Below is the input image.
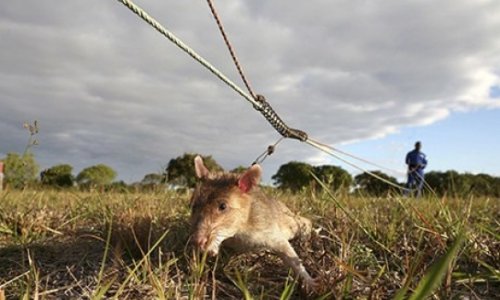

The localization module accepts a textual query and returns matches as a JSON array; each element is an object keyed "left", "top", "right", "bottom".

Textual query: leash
[{"left": 115, "top": 0, "right": 416, "bottom": 192}]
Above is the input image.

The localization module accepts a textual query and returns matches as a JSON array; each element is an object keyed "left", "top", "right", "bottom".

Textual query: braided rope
[
  {"left": 116, "top": 0, "right": 421, "bottom": 191},
  {"left": 204, "top": 0, "right": 308, "bottom": 142},
  {"left": 116, "top": 0, "right": 309, "bottom": 141},
  {"left": 254, "top": 95, "right": 308, "bottom": 141},
  {"left": 205, "top": 0, "right": 256, "bottom": 100}
]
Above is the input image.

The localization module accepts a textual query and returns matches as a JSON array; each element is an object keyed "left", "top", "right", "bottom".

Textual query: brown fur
[{"left": 190, "top": 156, "right": 317, "bottom": 288}]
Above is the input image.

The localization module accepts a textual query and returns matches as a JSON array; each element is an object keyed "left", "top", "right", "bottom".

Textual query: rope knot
[
  {"left": 267, "top": 145, "right": 275, "bottom": 155},
  {"left": 252, "top": 94, "right": 308, "bottom": 142},
  {"left": 253, "top": 94, "right": 266, "bottom": 111}
]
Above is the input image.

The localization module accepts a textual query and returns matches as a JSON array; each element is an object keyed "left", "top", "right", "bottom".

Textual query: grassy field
[{"left": 0, "top": 188, "right": 498, "bottom": 299}]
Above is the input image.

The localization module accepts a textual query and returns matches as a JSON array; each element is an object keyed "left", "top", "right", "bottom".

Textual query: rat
[{"left": 189, "top": 155, "right": 317, "bottom": 288}]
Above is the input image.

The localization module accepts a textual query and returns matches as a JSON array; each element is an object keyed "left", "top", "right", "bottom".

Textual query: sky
[{"left": 1, "top": 0, "right": 499, "bottom": 184}]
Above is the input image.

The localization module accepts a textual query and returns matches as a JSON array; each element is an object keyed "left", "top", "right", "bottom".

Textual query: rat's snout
[
  {"left": 191, "top": 231, "right": 220, "bottom": 256},
  {"left": 190, "top": 216, "right": 210, "bottom": 250},
  {"left": 193, "top": 234, "right": 208, "bottom": 250}
]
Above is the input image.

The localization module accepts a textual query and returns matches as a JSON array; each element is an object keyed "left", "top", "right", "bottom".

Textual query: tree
[
  {"left": 425, "top": 171, "right": 500, "bottom": 197},
  {"left": 425, "top": 170, "right": 467, "bottom": 197},
  {"left": 140, "top": 173, "right": 166, "bottom": 191},
  {"left": 141, "top": 173, "right": 165, "bottom": 185},
  {"left": 313, "top": 165, "right": 353, "bottom": 192},
  {"left": 166, "top": 153, "right": 222, "bottom": 187},
  {"left": 76, "top": 164, "right": 117, "bottom": 188},
  {"left": 40, "top": 164, "right": 75, "bottom": 188},
  {"left": 2, "top": 152, "right": 39, "bottom": 189},
  {"left": 468, "top": 173, "right": 494, "bottom": 197},
  {"left": 105, "top": 180, "right": 129, "bottom": 193},
  {"left": 492, "top": 177, "right": 500, "bottom": 198},
  {"left": 354, "top": 170, "right": 399, "bottom": 196},
  {"left": 272, "top": 162, "right": 353, "bottom": 193},
  {"left": 272, "top": 161, "right": 314, "bottom": 192},
  {"left": 423, "top": 171, "right": 445, "bottom": 196}
]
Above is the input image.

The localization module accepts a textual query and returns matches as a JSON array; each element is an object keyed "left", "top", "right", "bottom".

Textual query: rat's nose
[{"left": 194, "top": 235, "right": 208, "bottom": 250}]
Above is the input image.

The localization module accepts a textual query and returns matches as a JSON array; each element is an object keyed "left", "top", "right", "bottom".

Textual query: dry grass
[{"left": 0, "top": 188, "right": 498, "bottom": 299}]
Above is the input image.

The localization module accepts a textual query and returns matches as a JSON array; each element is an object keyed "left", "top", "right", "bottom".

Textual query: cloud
[{"left": 0, "top": 0, "right": 499, "bottom": 182}]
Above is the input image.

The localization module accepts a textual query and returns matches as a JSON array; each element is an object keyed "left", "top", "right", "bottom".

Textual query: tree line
[
  {"left": 1, "top": 152, "right": 499, "bottom": 197},
  {"left": 1, "top": 152, "right": 118, "bottom": 190}
]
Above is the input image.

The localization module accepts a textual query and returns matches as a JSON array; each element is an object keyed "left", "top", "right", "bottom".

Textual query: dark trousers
[{"left": 406, "top": 170, "right": 424, "bottom": 197}]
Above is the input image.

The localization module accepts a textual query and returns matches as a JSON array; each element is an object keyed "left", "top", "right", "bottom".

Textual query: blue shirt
[{"left": 406, "top": 150, "right": 427, "bottom": 171}]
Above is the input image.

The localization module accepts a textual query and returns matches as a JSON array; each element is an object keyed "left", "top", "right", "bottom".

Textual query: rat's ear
[
  {"left": 238, "top": 164, "right": 262, "bottom": 193},
  {"left": 194, "top": 155, "right": 210, "bottom": 179}
]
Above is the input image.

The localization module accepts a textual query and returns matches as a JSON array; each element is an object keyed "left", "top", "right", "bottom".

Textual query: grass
[{"left": 0, "top": 188, "right": 498, "bottom": 299}]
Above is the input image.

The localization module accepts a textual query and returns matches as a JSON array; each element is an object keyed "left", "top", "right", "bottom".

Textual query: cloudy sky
[{"left": 1, "top": 0, "right": 499, "bottom": 183}]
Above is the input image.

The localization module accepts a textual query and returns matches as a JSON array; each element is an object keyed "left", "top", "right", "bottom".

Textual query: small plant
[
  {"left": 1, "top": 121, "right": 40, "bottom": 190},
  {"left": 22, "top": 120, "right": 39, "bottom": 157}
]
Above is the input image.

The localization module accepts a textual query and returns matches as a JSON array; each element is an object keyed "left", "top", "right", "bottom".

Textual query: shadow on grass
[
  {"left": 0, "top": 216, "right": 191, "bottom": 299},
  {"left": 0, "top": 215, "right": 331, "bottom": 299}
]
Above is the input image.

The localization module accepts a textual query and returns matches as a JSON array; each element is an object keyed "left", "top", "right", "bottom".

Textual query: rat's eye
[{"left": 218, "top": 203, "right": 227, "bottom": 211}]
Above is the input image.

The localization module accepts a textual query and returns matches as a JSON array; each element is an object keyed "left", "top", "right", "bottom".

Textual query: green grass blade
[
  {"left": 91, "top": 278, "right": 115, "bottom": 300},
  {"left": 279, "top": 272, "right": 296, "bottom": 300},
  {"left": 406, "top": 232, "right": 465, "bottom": 300},
  {"left": 310, "top": 172, "right": 393, "bottom": 254},
  {"left": 479, "top": 224, "right": 500, "bottom": 240},
  {"left": 112, "top": 229, "right": 170, "bottom": 299},
  {"left": 96, "top": 218, "right": 113, "bottom": 288},
  {"left": 228, "top": 269, "right": 253, "bottom": 300}
]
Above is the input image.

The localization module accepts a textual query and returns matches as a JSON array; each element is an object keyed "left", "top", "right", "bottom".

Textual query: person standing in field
[{"left": 405, "top": 141, "right": 427, "bottom": 197}]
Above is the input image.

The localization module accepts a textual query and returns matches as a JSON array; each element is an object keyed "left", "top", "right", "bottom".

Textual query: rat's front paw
[{"left": 302, "top": 276, "right": 321, "bottom": 293}]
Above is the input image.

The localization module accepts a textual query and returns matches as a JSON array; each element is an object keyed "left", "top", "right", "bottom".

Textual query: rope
[
  {"left": 115, "top": 0, "right": 420, "bottom": 192},
  {"left": 309, "top": 138, "right": 408, "bottom": 176},
  {"left": 116, "top": 0, "right": 261, "bottom": 110},
  {"left": 116, "top": 0, "right": 307, "bottom": 142},
  {"left": 306, "top": 138, "right": 411, "bottom": 192},
  {"left": 254, "top": 95, "right": 309, "bottom": 141},
  {"left": 252, "top": 137, "right": 284, "bottom": 165},
  {"left": 204, "top": 0, "right": 308, "bottom": 142},
  {"left": 205, "top": 0, "right": 256, "bottom": 100},
  {"left": 312, "top": 139, "right": 436, "bottom": 195}
]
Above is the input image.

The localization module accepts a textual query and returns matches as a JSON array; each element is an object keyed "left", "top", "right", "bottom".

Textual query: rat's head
[{"left": 189, "top": 156, "right": 261, "bottom": 256}]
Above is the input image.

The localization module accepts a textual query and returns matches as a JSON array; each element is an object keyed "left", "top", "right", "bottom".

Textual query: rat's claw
[{"left": 303, "top": 277, "right": 321, "bottom": 293}]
